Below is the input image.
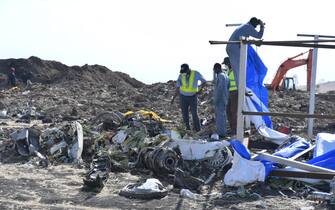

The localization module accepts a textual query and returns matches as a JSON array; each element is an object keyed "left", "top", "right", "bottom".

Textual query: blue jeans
[{"left": 215, "top": 103, "right": 227, "bottom": 136}]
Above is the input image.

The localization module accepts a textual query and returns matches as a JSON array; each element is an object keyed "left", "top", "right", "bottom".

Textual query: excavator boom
[{"left": 270, "top": 49, "right": 313, "bottom": 91}]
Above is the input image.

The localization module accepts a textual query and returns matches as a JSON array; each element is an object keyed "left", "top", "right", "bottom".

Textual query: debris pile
[{"left": 0, "top": 56, "right": 335, "bottom": 209}]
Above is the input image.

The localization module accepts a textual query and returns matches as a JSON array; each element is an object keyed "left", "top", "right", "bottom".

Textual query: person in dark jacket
[
  {"left": 226, "top": 17, "right": 265, "bottom": 86},
  {"left": 213, "top": 63, "right": 229, "bottom": 137},
  {"left": 8, "top": 66, "right": 17, "bottom": 87}
]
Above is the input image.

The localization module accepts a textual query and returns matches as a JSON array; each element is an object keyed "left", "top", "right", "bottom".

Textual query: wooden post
[{"left": 236, "top": 39, "right": 248, "bottom": 144}]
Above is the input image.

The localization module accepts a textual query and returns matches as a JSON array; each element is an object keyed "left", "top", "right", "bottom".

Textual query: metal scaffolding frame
[{"left": 210, "top": 37, "right": 335, "bottom": 145}]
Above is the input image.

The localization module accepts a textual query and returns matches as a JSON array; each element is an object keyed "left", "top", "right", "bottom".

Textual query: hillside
[
  {"left": 0, "top": 56, "right": 144, "bottom": 88},
  {"left": 317, "top": 81, "right": 335, "bottom": 93}
]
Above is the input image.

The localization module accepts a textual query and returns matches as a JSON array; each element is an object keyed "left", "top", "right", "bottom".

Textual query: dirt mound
[
  {"left": 0, "top": 56, "right": 144, "bottom": 88},
  {"left": 317, "top": 81, "right": 335, "bottom": 93}
]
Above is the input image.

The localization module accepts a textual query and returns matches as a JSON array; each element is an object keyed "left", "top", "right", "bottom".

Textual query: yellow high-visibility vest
[
  {"left": 229, "top": 70, "right": 237, "bottom": 91},
  {"left": 180, "top": 70, "right": 198, "bottom": 93}
]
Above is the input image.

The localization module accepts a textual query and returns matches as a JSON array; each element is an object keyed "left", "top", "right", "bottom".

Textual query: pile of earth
[
  {"left": 0, "top": 56, "right": 144, "bottom": 88},
  {"left": 269, "top": 90, "right": 335, "bottom": 135}
]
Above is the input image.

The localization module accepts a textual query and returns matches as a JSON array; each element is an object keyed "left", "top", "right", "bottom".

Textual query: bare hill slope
[{"left": 0, "top": 56, "right": 144, "bottom": 88}]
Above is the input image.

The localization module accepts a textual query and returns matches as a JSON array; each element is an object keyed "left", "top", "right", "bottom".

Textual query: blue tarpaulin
[
  {"left": 273, "top": 136, "right": 311, "bottom": 158},
  {"left": 261, "top": 136, "right": 311, "bottom": 176},
  {"left": 231, "top": 137, "right": 311, "bottom": 177},
  {"left": 231, "top": 135, "right": 335, "bottom": 181},
  {"left": 246, "top": 45, "right": 272, "bottom": 128},
  {"left": 307, "top": 149, "right": 335, "bottom": 170}
]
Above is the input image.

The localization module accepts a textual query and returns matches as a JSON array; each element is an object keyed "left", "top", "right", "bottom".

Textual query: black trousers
[
  {"left": 227, "top": 90, "right": 238, "bottom": 134},
  {"left": 180, "top": 94, "right": 200, "bottom": 131}
]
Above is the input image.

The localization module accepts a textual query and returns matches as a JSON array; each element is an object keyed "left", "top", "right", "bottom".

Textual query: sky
[{"left": 1, "top": 0, "right": 335, "bottom": 85}]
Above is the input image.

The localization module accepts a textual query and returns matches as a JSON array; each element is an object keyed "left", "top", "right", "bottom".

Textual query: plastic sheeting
[
  {"left": 225, "top": 137, "right": 311, "bottom": 185},
  {"left": 273, "top": 136, "right": 311, "bottom": 158},
  {"left": 245, "top": 96, "right": 273, "bottom": 130},
  {"left": 281, "top": 148, "right": 335, "bottom": 184},
  {"left": 137, "top": 179, "right": 165, "bottom": 192},
  {"left": 224, "top": 140, "right": 266, "bottom": 186},
  {"left": 259, "top": 136, "right": 311, "bottom": 176},
  {"left": 313, "top": 133, "right": 335, "bottom": 158},
  {"left": 245, "top": 96, "right": 263, "bottom": 129},
  {"left": 261, "top": 134, "right": 335, "bottom": 184},
  {"left": 246, "top": 46, "right": 272, "bottom": 128},
  {"left": 307, "top": 149, "right": 335, "bottom": 170},
  {"left": 119, "top": 178, "right": 168, "bottom": 199},
  {"left": 257, "top": 125, "right": 289, "bottom": 145},
  {"left": 227, "top": 134, "right": 335, "bottom": 185}
]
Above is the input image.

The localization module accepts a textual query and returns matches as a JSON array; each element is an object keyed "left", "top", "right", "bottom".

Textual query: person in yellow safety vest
[
  {"left": 171, "top": 63, "right": 206, "bottom": 131},
  {"left": 223, "top": 57, "right": 238, "bottom": 135}
]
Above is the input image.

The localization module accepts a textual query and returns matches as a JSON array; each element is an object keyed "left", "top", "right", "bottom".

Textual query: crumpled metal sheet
[
  {"left": 83, "top": 151, "right": 111, "bottom": 192},
  {"left": 112, "top": 130, "right": 128, "bottom": 144},
  {"left": 0, "top": 109, "right": 7, "bottom": 118},
  {"left": 41, "top": 128, "right": 66, "bottom": 147},
  {"left": 163, "top": 139, "right": 230, "bottom": 160},
  {"left": 68, "top": 121, "right": 83, "bottom": 162},
  {"left": 40, "top": 121, "right": 83, "bottom": 162},
  {"left": 10, "top": 128, "right": 41, "bottom": 156}
]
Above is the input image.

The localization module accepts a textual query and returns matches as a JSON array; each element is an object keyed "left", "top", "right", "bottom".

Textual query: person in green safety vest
[
  {"left": 171, "top": 63, "right": 206, "bottom": 131},
  {"left": 223, "top": 57, "right": 238, "bottom": 135}
]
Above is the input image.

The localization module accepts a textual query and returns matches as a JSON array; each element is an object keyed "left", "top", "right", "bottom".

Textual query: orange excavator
[{"left": 270, "top": 49, "right": 313, "bottom": 91}]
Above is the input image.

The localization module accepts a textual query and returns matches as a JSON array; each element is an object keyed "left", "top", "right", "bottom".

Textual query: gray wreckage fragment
[
  {"left": 10, "top": 128, "right": 48, "bottom": 167},
  {"left": 41, "top": 121, "right": 83, "bottom": 163}
]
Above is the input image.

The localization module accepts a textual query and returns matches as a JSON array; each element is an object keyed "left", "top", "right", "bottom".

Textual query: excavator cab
[{"left": 282, "top": 77, "right": 296, "bottom": 91}]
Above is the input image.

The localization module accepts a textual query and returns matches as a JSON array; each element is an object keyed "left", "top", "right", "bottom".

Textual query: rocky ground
[{"left": 0, "top": 57, "right": 335, "bottom": 209}]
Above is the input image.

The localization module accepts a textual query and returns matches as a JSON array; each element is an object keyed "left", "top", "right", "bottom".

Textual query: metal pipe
[
  {"left": 250, "top": 42, "right": 335, "bottom": 49},
  {"left": 298, "top": 34, "right": 335, "bottom": 38},
  {"left": 225, "top": 23, "right": 242, "bottom": 27},
  {"left": 209, "top": 40, "right": 335, "bottom": 49},
  {"left": 242, "top": 111, "right": 335, "bottom": 119},
  {"left": 270, "top": 169, "right": 335, "bottom": 179},
  {"left": 210, "top": 39, "right": 335, "bottom": 44},
  {"left": 263, "top": 39, "right": 335, "bottom": 43},
  {"left": 236, "top": 39, "right": 248, "bottom": 143},
  {"left": 209, "top": 40, "right": 239, "bottom": 45}
]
